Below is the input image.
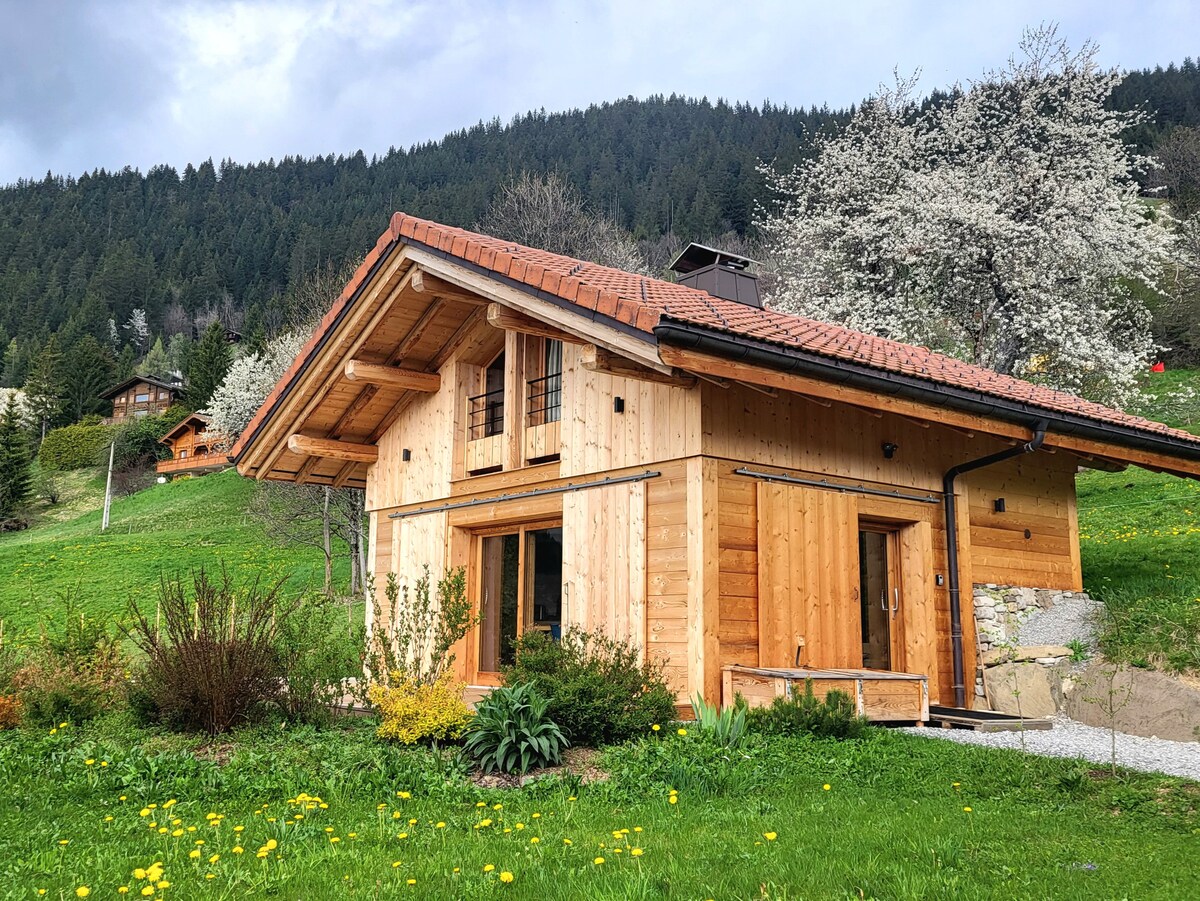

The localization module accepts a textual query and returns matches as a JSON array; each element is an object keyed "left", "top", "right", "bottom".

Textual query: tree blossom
[{"left": 758, "top": 27, "right": 1170, "bottom": 406}]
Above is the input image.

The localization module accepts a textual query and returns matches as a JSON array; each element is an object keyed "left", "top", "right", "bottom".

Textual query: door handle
[
  {"left": 891, "top": 587, "right": 899, "bottom": 615},
  {"left": 880, "top": 590, "right": 887, "bottom": 611}
]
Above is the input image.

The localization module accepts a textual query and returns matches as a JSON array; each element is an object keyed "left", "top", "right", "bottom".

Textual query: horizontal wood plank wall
[
  {"left": 966, "top": 455, "right": 1083, "bottom": 591},
  {"left": 559, "top": 343, "right": 701, "bottom": 478},
  {"left": 717, "top": 469, "right": 759, "bottom": 670},
  {"left": 561, "top": 479, "right": 647, "bottom": 649},
  {"left": 644, "top": 461, "right": 690, "bottom": 696}
]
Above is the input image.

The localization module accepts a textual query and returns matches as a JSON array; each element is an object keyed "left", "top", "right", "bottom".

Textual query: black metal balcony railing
[
  {"left": 467, "top": 388, "right": 505, "bottom": 440},
  {"left": 526, "top": 373, "right": 562, "bottom": 427}
]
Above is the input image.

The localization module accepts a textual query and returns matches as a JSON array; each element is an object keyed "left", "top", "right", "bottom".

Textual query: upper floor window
[
  {"left": 527, "top": 339, "right": 562, "bottom": 427},
  {"left": 135, "top": 392, "right": 150, "bottom": 403}
]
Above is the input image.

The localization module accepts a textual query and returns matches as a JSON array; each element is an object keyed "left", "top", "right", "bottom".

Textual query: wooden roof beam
[
  {"left": 487, "top": 303, "right": 584, "bottom": 344},
  {"left": 287, "top": 434, "right": 379, "bottom": 464},
  {"left": 411, "top": 268, "right": 489, "bottom": 304},
  {"left": 580, "top": 344, "right": 696, "bottom": 388},
  {"left": 344, "top": 359, "right": 441, "bottom": 392}
]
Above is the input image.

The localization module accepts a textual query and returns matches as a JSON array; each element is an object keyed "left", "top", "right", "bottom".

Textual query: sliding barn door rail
[
  {"left": 388, "top": 470, "right": 661, "bottom": 520},
  {"left": 732, "top": 467, "right": 940, "bottom": 505}
]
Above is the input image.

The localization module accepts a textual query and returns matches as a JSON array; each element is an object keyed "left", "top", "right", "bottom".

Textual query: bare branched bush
[{"left": 125, "top": 567, "right": 293, "bottom": 734}]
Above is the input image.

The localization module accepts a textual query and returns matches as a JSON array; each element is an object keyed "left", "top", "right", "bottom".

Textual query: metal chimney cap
[{"left": 668, "top": 242, "right": 756, "bottom": 275}]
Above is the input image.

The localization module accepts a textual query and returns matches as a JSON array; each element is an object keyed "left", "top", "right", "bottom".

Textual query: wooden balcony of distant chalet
[
  {"left": 105, "top": 400, "right": 175, "bottom": 424},
  {"left": 156, "top": 452, "right": 229, "bottom": 475}
]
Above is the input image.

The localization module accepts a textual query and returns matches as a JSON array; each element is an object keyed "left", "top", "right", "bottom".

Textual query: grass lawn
[
  {"left": 0, "top": 471, "right": 346, "bottom": 638},
  {"left": 0, "top": 717, "right": 1196, "bottom": 900}
]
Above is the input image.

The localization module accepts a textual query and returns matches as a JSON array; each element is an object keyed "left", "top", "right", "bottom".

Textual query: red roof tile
[{"left": 232, "top": 212, "right": 1200, "bottom": 466}]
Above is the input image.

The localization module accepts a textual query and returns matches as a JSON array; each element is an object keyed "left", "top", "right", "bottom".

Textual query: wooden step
[{"left": 927, "top": 705, "right": 1053, "bottom": 732}]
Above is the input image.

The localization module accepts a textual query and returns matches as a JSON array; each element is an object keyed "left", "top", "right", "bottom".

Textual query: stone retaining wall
[{"left": 970, "top": 583, "right": 1094, "bottom": 712}]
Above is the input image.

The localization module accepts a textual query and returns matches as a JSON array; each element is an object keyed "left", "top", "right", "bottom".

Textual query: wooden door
[{"left": 757, "top": 482, "right": 862, "bottom": 669}]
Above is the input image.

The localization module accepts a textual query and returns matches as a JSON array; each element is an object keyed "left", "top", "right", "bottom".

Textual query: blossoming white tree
[
  {"left": 204, "top": 331, "right": 305, "bottom": 450},
  {"left": 758, "top": 27, "right": 1170, "bottom": 406}
]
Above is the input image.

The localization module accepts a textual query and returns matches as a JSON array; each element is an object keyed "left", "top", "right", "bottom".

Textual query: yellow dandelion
[
  {"left": 118, "top": 888, "right": 129, "bottom": 895},
  {"left": 397, "top": 791, "right": 411, "bottom": 799},
  {"left": 232, "top": 846, "right": 244, "bottom": 854},
  {"left": 631, "top": 848, "right": 644, "bottom": 857},
  {"left": 483, "top": 864, "right": 495, "bottom": 872},
  {"left": 963, "top": 806, "right": 973, "bottom": 813},
  {"left": 436, "top": 821, "right": 446, "bottom": 829},
  {"left": 677, "top": 728, "right": 687, "bottom": 736},
  {"left": 406, "top": 879, "right": 416, "bottom": 886},
  {"left": 84, "top": 759, "right": 95, "bottom": 766},
  {"left": 563, "top": 838, "right": 572, "bottom": 845},
  {"left": 823, "top": 784, "right": 831, "bottom": 791},
  {"left": 531, "top": 812, "right": 541, "bottom": 819},
  {"left": 500, "top": 871, "right": 514, "bottom": 883},
  {"left": 594, "top": 856, "right": 605, "bottom": 865},
  {"left": 75, "top": 888, "right": 90, "bottom": 898},
  {"left": 141, "top": 888, "right": 154, "bottom": 898},
  {"left": 669, "top": 796, "right": 678, "bottom": 805},
  {"left": 530, "top": 837, "right": 540, "bottom": 844},
  {"left": 651, "top": 724, "right": 661, "bottom": 731},
  {"left": 209, "top": 854, "right": 220, "bottom": 864},
  {"left": 189, "top": 850, "right": 201, "bottom": 859},
  {"left": 764, "top": 832, "right": 777, "bottom": 841},
  {"left": 132, "top": 869, "right": 146, "bottom": 880}
]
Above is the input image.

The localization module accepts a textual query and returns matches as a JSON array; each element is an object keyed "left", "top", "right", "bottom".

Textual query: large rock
[
  {"left": 982, "top": 663, "right": 1058, "bottom": 717},
  {"left": 1064, "top": 664, "right": 1200, "bottom": 743},
  {"left": 980, "top": 645, "right": 1073, "bottom": 666}
]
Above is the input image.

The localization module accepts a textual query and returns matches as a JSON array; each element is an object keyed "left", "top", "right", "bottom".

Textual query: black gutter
[
  {"left": 652, "top": 321, "right": 1200, "bottom": 464},
  {"left": 943, "top": 422, "right": 1046, "bottom": 708}
]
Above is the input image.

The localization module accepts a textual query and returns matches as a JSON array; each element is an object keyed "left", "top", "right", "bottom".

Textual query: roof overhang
[{"left": 654, "top": 320, "right": 1200, "bottom": 479}]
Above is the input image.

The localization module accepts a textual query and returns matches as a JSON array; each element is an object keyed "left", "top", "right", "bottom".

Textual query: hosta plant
[{"left": 464, "top": 682, "right": 568, "bottom": 775}]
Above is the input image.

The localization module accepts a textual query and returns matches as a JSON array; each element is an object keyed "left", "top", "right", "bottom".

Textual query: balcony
[
  {"left": 465, "top": 388, "right": 505, "bottom": 474},
  {"left": 524, "top": 373, "right": 561, "bottom": 463},
  {"left": 156, "top": 452, "right": 229, "bottom": 475}
]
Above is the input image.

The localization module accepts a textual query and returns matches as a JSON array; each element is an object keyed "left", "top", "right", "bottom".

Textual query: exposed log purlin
[
  {"left": 386, "top": 298, "right": 445, "bottom": 365},
  {"left": 328, "top": 384, "right": 380, "bottom": 440}
]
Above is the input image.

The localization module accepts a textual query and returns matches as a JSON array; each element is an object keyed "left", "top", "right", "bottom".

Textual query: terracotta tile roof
[{"left": 232, "top": 212, "right": 1200, "bottom": 464}]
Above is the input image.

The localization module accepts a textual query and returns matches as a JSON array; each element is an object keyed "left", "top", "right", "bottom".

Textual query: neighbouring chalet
[
  {"left": 232, "top": 213, "right": 1200, "bottom": 719},
  {"left": 157, "top": 412, "right": 227, "bottom": 477},
  {"left": 101, "top": 376, "right": 183, "bottom": 423}
]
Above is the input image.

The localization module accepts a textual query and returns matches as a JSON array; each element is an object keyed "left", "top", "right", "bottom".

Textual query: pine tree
[
  {"left": 137, "top": 336, "right": 169, "bottom": 378},
  {"left": 24, "top": 336, "right": 65, "bottom": 439},
  {"left": 187, "top": 320, "right": 232, "bottom": 409},
  {"left": 62, "top": 335, "right": 115, "bottom": 422},
  {"left": 114, "top": 345, "right": 137, "bottom": 382},
  {"left": 0, "top": 396, "right": 33, "bottom": 528}
]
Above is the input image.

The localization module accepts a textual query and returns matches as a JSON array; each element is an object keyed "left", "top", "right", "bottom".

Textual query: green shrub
[
  {"left": 744, "top": 680, "right": 871, "bottom": 740},
  {"left": 690, "top": 693, "right": 748, "bottom": 747},
  {"left": 368, "top": 671, "right": 474, "bottom": 745},
  {"left": 464, "top": 682, "right": 567, "bottom": 774},
  {"left": 10, "top": 593, "right": 128, "bottom": 726},
  {"left": 275, "top": 593, "right": 364, "bottom": 724},
  {"left": 37, "top": 422, "right": 112, "bottom": 470},
  {"left": 124, "top": 567, "right": 291, "bottom": 734},
  {"left": 602, "top": 729, "right": 770, "bottom": 798},
  {"left": 502, "top": 628, "right": 676, "bottom": 747}
]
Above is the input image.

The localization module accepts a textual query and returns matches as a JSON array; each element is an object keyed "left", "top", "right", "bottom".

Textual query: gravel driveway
[{"left": 902, "top": 716, "right": 1200, "bottom": 781}]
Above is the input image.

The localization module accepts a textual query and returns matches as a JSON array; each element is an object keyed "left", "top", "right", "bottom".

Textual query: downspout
[{"left": 943, "top": 420, "right": 1047, "bottom": 708}]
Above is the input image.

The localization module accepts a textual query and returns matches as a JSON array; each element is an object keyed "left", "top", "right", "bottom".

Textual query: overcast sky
[{"left": 0, "top": 0, "right": 1197, "bottom": 185}]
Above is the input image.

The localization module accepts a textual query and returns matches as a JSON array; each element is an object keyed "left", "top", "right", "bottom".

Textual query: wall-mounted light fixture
[
  {"left": 613, "top": 397, "right": 625, "bottom": 414},
  {"left": 993, "top": 497, "right": 1006, "bottom": 513},
  {"left": 882, "top": 442, "right": 898, "bottom": 459},
  {"left": 402, "top": 449, "right": 412, "bottom": 462}
]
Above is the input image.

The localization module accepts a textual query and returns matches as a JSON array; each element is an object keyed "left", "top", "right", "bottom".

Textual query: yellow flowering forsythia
[{"left": 368, "top": 672, "right": 474, "bottom": 744}]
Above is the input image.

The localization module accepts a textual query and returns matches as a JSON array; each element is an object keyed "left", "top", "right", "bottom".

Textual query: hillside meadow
[{"left": 0, "top": 469, "right": 344, "bottom": 637}]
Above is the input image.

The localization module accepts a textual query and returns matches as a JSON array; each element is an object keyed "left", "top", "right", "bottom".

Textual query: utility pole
[{"left": 101, "top": 441, "right": 114, "bottom": 531}]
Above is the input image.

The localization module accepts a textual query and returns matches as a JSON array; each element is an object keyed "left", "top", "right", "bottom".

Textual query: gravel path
[
  {"left": 1014, "top": 594, "right": 1104, "bottom": 647},
  {"left": 902, "top": 716, "right": 1200, "bottom": 781}
]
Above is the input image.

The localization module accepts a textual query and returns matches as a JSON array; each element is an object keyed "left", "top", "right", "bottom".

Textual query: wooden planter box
[{"left": 722, "top": 664, "right": 929, "bottom": 723}]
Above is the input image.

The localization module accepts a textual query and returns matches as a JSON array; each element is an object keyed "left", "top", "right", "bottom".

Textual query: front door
[{"left": 858, "top": 529, "right": 902, "bottom": 671}]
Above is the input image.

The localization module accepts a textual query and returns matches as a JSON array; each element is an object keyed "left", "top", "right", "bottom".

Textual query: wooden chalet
[
  {"left": 157, "top": 412, "right": 227, "bottom": 476},
  {"left": 232, "top": 213, "right": 1200, "bottom": 717},
  {"left": 101, "top": 375, "right": 182, "bottom": 423}
]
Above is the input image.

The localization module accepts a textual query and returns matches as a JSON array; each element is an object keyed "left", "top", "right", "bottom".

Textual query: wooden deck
[{"left": 722, "top": 664, "right": 930, "bottom": 723}]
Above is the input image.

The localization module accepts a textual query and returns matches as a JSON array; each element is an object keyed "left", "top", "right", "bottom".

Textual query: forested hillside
[{"left": 1, "top": 58, "right": 1199, "bottom": 392}]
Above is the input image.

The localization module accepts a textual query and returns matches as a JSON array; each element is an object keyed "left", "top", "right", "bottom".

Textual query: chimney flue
[{"left": 668, "top": 243, "right": 761, "bottom": 308}]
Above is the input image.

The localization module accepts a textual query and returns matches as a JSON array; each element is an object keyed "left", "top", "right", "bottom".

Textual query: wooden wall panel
[
  {"left": 558, "top": 343, "right": 701, "bottom": 478},
  {"left": 644, "top": 462, "right": 690, "bottom": 696},
  {"left": 561, "top": 479, "right": 647, "bottom": 645},
  {"left": 966, "top": 455, "right": 1082, "bottom": 590}
]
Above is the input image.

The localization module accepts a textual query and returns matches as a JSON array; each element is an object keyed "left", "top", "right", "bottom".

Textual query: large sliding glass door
[{"left": 477, "top": 525, "right": 563, "bottom": 676}]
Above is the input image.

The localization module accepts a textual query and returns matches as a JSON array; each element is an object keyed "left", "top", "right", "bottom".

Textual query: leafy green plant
[
  {"left": 274, "top": 592, "right": 364, "bottom": 724},
  {"left": 463, "top": 682, "right": 568, "bottom": 775},
  {"left": 1066, "top": 638, "right": 1090, "bottom": 664},
  {"left": 502, "top": 628, "right": 676, "bottom": 746},
  {"left": 690, "top": 693, "right": 748, "bottom": 747},
  {"left": 367, "top": 566, "right": 477, "bottom": 687},
  {"left": 744, "top": 680, "right": 871, "bottom": 740},
  {"left": 37, "top": 422, "right": 113, "bottom": 471}
]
